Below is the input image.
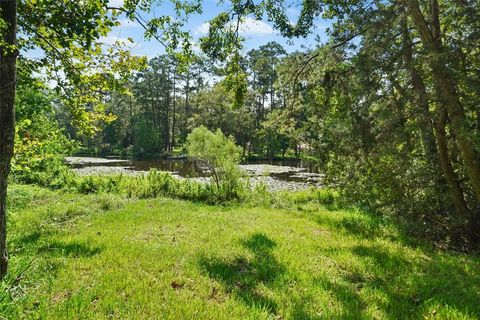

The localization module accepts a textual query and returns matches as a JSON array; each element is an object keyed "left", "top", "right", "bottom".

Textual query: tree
[
  {"left": 247, "top": 41, "right": 286, "bottom": 112},
  {"left": 186, "top": 126, "right": 242, "bottom": 198},
  {"left": 188, "top": 83, "right": 255, "bottom": 153},
  {"left": 0, "top": 0, "right": 17, "bottom": 278},
  {"left": 0, "top": 0, "right": 200, "bottom": 279},
  {"left": 12, "top": 63, "right": 75, "bottom": 185},
  {"left": 1, "top": 0, "right": 127, "bottom": 277},
  {"left": 133, "top": 56, "right": 175, "bottom": 153}
]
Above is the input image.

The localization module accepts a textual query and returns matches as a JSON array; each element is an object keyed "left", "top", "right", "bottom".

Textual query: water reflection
[{"left": 70, "top": 157, "right": 321, "bottom": 184}]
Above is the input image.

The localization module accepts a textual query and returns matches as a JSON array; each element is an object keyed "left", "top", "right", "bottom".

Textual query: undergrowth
[{"left": 13, "top": 165, "right": 341, "bottom": 207}]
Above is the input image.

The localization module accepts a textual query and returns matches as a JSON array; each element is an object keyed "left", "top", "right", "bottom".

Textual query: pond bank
[{"left": 65, "top": 157, "right": 324, "bottom": 192}]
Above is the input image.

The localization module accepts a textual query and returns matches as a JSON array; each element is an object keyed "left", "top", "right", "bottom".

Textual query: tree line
[{"left": 79, "top": 42, "right": 299, "bottom": 159}]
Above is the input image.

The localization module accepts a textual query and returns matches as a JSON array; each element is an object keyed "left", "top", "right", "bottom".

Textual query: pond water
[{"left": 66, "top": 156, "right": 324, "bottom": 191}]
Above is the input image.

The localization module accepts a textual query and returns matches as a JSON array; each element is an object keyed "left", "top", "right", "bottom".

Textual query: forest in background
[{"left": 76, "top": 42, "right": 292, "bottom": 159}]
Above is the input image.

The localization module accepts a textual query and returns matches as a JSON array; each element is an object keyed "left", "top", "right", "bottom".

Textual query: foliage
[
  {"left": 189, "top": 84, "right": 255, "bottom": 152},
  {"left": 192, "top": 0, "right": 480, "bottom": 249},
  {"left": 84, "top": 45, "right": 291, "bottom": 160},
  {"left": 5, "top": 0, "right": 480, "bottom": 259},
  {"left": 186, "top": 126, "right": 244, "bottom": 200},
  {"left": 11, "top": 117, "right": 74, "bottom": 187},
  {"left": 22, "top": 168, "right": 248, "bottom": 205},
  {"left": 15, "top": 2, "right": 148, "bottom": 136},
  {"left": 11, "top": 66, "right": 75, "bottom": 187},
  {"left": 281, "top": 36, "right": 480, "bottom": 249},
  {"left": 133, "top": 115, "right": 163, "bottom": 154},
  {"left": 259, "top": 110, "right": 295, "bottom": 158}
]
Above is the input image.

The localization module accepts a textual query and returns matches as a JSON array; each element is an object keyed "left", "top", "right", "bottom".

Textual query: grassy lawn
[{"left": 1, "top": 184, "right": 479, "bottom": 319}]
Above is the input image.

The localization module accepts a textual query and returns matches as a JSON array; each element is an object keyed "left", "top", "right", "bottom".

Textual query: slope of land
[{"left": 2, "top": 185, "right": 479, "bottom": 319}]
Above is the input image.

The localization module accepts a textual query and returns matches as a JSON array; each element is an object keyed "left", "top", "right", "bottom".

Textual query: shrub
[
  {"left": 12, "top": 116, "right": 75, "bottom": 187},
  {"left": 186, "top": 126, "right": 245, "bottom": 200}
]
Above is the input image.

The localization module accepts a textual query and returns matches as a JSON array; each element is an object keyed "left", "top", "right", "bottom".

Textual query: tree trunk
[
  {"left": 148, "top": 75, "right": 160, "bottom": 151},
  {"left": 270, "top": 84, "right": 274, "bottom": 110},
  {"left": 435, "top": 107, "right": 471, "bottom": 217},
  {"left": 262, "top": 94, "right": 265, "bottom": 121},
  {"left": 171, "top": 68, "right": 176, "bottom": 152},
  {"left": 184, "top": 70, "right": 190, "bottom": 140},
  {"left": 0, "top": 0, "right": 18, "bottom": 279},
  {"left": 407, "top": 0, "right": 480, "bottom": 203},
  {"left": 476, "top": 109, "right": 480, "bottom": 134},
  {"left": 185, "top": 71, "right": 190, "bottom": 117},
  {"left": 430, "top": 59, "right": 480, "bottom": 201},
  {"left": 164, "top": 73, "right": 170, "bottom": 152},
  {"left": 401, "top": 14, "right": 439, "bottom": 168},
  {"left": 128, "top": 94, "right": 133, "bottom": 146}
]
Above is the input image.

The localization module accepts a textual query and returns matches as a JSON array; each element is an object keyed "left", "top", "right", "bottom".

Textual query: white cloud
[
  {"left": 239, "top": 17, "right": 273, "bottom": 35},
  {"left": 194, "top": 22, "right": 210, "bottom": 35},
  {"left": 194, "top": 17, "right": 273, "bottom": 36},
  {"left": 99, "top": 35, "right": 134, "bottom": 47},
  {"left": 108, "top": 0, "right": 124, "bottom": 7}
]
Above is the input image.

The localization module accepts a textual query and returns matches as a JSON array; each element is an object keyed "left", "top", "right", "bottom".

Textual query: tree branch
[{"left": 107, "top": 6, "right": 168, "bottom": 48}]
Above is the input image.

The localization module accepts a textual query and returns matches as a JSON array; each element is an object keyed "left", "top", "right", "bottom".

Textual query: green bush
[
  {"left": 186, "top": 126, "right": 246, "bottom": 201},
  {"left": 12, "top": 69, "right": 76, "bottom": 187},
  {"left": 12, "top": 116, "right": 75, "bottom": 188}
]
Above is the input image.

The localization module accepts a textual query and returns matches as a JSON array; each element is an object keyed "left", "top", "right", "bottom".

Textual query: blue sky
[{"left": 104, "top": 0, "right": 332, "bottom": 58}]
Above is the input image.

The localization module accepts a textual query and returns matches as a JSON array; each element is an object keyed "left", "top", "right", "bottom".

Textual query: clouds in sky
[
  {"left": 194, "top": 17, "right": 274, "bottom": 36},
  {"left": 108, "top": 0, "right": 124, "bottom": 7},
  {"left": 99, "top": 35, "right": 133, "bottom": 46},
  {"left": 194, "top": 22, "right": 210, "bottom": 35}
]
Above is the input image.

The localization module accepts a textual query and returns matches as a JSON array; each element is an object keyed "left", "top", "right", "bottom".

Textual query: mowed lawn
[{"left": 2, "top": 185, "right": 479, "bottom": 319}]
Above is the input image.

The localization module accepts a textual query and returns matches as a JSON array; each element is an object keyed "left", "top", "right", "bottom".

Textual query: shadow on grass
[
  {"left": 4, "top": 237, "right": 101, "bottom": 317},
  {"left": 306, "top": 207, "right": 420, "bottom": 249},
  {"left": 198, "top": 233, "right": 284, "bottom": 314},
  {"left": 13, "top": 230, "right": 43, "bottom": 247},
  {"left": 316, "top": 243, "right": 480, "bottom": 318},
  {"left": 284, "top": 207, "right": 479, "bottom": 317},
  {"left": 334, "top": 215, "right": 383, "bottom": 239},
  {"left": 37, "top": 240, "right": 101, "bottom": 258},
  {"left": 315, "top": 208, "right": 480, "bottom": 318},
  {"left": 13, "top": 229, "right": 101, "bottom": 258},
  {"left": 11, "top": 229, "right": 55, "bottom": 255}
]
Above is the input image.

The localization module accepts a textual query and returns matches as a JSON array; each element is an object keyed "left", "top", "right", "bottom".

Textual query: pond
[{"left": 66, "top": 156, "right": 324, "bottom": 191}]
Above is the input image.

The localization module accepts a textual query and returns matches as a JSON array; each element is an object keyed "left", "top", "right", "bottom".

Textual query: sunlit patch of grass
[{"left": 1, "top": 184, "right": 479, "bottom": 319}]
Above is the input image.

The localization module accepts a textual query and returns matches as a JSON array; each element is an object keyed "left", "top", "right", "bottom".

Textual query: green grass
[{"left": 2, "top": 184, "right": 479, "bottom": 319}]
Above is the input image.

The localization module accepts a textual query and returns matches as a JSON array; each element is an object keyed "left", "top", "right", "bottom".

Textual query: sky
[{"left": 103, "top": 0, "right": 332, "bottom": 59}]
